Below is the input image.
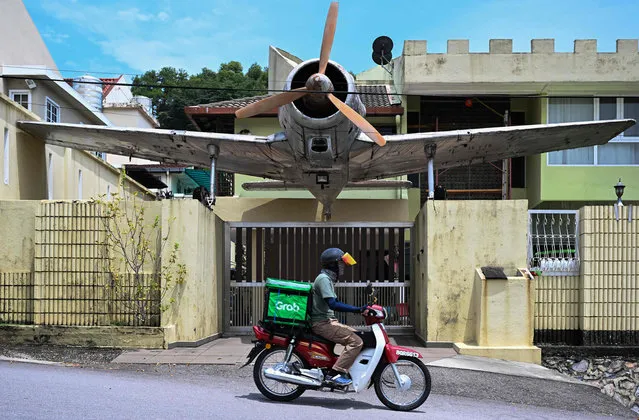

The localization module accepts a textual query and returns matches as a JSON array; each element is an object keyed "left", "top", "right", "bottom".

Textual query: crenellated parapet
[
  {"left": 402, "top": 39, "right": 639, "bottom": 55},
  {"left": 397, "top": 39, "right": 639, "bottom": 95}
]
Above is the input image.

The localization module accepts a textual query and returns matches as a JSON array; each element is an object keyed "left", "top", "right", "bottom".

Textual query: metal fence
[
  {"left": 230, "top": 223, "right": 412, "bottom": 283},
  {"left": 225, "top": 222, "right": 414, "bottom": 335},
  {"left": 228, "top": 281, "right": 411, "bottom": 334},
  {"left": 0, "top": 272, "right": 34, "bottom": 324},
  {"left": 528, "top": 210, "right": 580, "bottom": 276},
  {"left": 0, "top": 201, "right": 162, "bottom": 327}
]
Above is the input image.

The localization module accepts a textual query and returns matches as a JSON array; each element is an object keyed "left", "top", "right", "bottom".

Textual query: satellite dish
[
  {"left": 372, "top": 51, "right": 393, "bottom": 66},
  {"left": 372, "top": 36, "right": 393, "bottom": 65}
]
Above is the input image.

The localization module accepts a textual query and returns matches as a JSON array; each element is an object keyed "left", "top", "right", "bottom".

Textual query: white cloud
[
  {"left": 40, "top": 1, "right": 270, "bottom": 73},
  {"left": 117, "top": 8, "right": 153, "bottom": 22},
  {"left": 42, "top": 28, "right": 69, "bottom": 44}
]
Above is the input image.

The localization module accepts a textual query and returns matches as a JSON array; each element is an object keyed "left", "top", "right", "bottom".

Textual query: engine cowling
[{"left": 280, "top": 59, "right": 364, "bottom": 130}]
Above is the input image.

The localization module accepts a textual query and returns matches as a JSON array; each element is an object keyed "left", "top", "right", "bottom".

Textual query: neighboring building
[
  {"left": 0, "top": 0, "right": 152, "bottom": 201},
  {"left": 99, "top": 74, "right": 160, "bottom": 168},
  {"left": 184, "top": 40, "right": 639, "bottom": 211},
  {"left": 357, "top": 38, "right": 639, "bottom": 208}
]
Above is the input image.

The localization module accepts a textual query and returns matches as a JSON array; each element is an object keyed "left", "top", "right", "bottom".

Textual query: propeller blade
[
  {"left": 327, "top": 93, "right": 386, "bottom": 146},
  {"left": 235, "top": 88, "right": 308, "bottom": 119},
  {"left": 318, "top": 2, "right": 338, "bottom": 75}
]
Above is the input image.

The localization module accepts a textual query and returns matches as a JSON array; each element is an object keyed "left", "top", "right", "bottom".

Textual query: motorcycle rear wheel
[
  {"left": 253, "top": 347, "right": 307, "bottom": 402},
  {"left": 374, "top": 356, "right": 431, "bottom": 411}
]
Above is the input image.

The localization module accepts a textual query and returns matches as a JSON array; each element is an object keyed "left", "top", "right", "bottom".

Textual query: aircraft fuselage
[{"left": 277, "top": 59, "right": 366, "bottom": 214}]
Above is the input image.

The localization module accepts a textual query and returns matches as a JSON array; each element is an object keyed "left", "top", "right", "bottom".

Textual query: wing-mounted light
[{"left": 234, "top": 2, "right": 386, "bottom": 147}]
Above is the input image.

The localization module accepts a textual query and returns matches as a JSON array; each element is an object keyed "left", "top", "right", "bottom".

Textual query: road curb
[{"left": 0, "top": 356, "right": 78, "bottom": 367}]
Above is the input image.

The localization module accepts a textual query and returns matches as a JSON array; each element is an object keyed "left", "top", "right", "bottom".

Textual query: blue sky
[{"left": 24, "top": 0, "right": 639, "bottom": 79}]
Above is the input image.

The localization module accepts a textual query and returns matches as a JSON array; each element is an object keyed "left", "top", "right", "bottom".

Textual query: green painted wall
[
  {"left": 526, "top": 154, "right": 542, "bottom": 207},
  {"left": 526, "top": 95, "right": 639, "bottom": 206},
  {"left": 234, "top": 117, "right": 280, "bottom": 136},
  {"left": 540, "top": 164, "right": 639, "bottom": 202}
]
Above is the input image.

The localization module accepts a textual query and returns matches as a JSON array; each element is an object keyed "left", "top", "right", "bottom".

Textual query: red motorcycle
[{"left": 242, "top": 284, "right": 431, "bottom": 411}]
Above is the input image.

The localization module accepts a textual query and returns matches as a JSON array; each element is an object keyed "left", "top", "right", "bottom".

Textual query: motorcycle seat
[{"left": 302, "top": 332, "right": 333, "bottom": 345}]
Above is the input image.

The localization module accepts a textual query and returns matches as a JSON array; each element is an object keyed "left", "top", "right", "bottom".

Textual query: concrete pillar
[
  {"left": 447, "top": 40, "right": 469, "bottom": 54},
  {"left": 403, "top": 40, "right": 427, "bottom": 56},
  {"left": 489, "top": 39, "right": 512, "bottom": 54},
  {"left": 531, "top": 39, "right": 555, "bottom": 53},
  {"left": 574, "top": 39, "right": 597, "bottom": 54}
]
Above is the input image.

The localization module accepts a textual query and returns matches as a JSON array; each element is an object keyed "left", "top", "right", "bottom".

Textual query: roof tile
[{"left": 192, "top": 84, "right": 397, "bottom": 110}]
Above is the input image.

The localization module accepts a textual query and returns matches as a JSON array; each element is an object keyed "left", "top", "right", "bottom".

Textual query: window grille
[
  {"left": 217, "top": 171, "right": 234, "bottom": 197},
  {"left": 46, "top": 98, "right": 60, "bottom": 123},
  {"left": 528, "top": 210, "right": 579, "bottom": 276}
]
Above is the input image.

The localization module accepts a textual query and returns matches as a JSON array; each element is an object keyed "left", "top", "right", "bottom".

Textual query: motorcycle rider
[{"left": 311, "top": 247, "right": 369, "bottom": 387}]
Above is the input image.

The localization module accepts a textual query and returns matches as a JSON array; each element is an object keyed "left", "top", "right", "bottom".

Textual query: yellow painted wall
[
  {"left": 47, "top": 146, "right": 152, "bottom": 201},
  {"left": 0, "top": 200, "right": 39, "bottom": 271},
  {"left": 161, "top": 200, "right": 224, "bottom": 344},
  {"left": 413, "top": 200, "right": 528, "bottom": 344},
  {"left": 0, "top": 94, "right": 47, "bottom": 199},
  {"left": 213, "top": 197, "right": 410, "bottom": 222},
  {"left": 469, "top": 268, "right": 535, "bottom": 347},
  {"left": 0, "top": 93, "right": 152, "bottom": 201}
]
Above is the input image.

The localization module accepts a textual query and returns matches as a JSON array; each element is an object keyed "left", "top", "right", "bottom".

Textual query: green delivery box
[{"left": 263, "top": 278, "right": 312, "bottom": 327}]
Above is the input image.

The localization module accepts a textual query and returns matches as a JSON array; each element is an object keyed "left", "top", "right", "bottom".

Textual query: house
[
  {"left": 357, "top": 38, "right": 639, "bottom": 209},
  {"left": 99, "top": 74, "right": 161, "bottom": 168},
  {"left": 0, "top": 0, "right": 152, "bottom": 201}
]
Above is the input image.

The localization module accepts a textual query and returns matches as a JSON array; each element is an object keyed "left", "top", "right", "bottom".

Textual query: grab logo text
[{"left": 276, "top": 301, "right": 300, "bottom": 312}]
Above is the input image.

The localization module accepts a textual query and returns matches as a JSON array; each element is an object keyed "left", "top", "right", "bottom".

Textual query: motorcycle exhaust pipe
[{"left": 264, "top": 367, "right": 322, "bottom": 387}]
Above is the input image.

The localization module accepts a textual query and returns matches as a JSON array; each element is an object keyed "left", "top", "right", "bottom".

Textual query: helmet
[
  {"left": 320, "top": 248, "right": 357, "bottom": 268},
  {"left": 320, "top": 248, "right": 344, "bottom": 267}
]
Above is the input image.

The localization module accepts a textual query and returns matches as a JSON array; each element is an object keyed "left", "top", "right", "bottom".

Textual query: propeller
[
  {"left": 234, "top": 88, "right": 307, "bottom": 119},
  {"left": 327, "top": 94, "right": 386, "bottom": 146},
  {"left": 234, "top": 1, "right": 386, "bottom": 147},
  {"left": 318, "top": 2, "right": 338, "bottom": 75}
]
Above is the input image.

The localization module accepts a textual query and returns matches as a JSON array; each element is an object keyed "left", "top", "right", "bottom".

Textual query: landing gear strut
[
  {"left": 425, "top": 144, "right": 436, "bottom": 200},
  {"left": 206, "top": 144, "right": 219, "bottom": 209},
  {"left": 322, "top": 206, "right": 332, "bottom": 221}
]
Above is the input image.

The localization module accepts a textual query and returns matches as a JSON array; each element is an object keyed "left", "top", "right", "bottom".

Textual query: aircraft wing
[
  {"left": 348, "top": 119, "right": 635, "bottom": 181},
  {"left": 17, "top": 121, "right": 294, "bottom": 180}
]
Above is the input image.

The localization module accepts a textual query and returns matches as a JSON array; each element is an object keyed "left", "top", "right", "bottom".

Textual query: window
[
  {"left": 3, "top": 128, "right": 9, "bottom": 185},
  {"left": 528, "top": 210, "right": 580, "bottom": 276},
  {"left": 547, "top": 98, "right": 594, "bottom": 165},
  {"left": 46, "top": 97, "right": 60, "bottom": 123},
  {"left": 9, "top": 90, "right": 31, "bottom": 111},
  {"left": 547, "top": 97, "right": 639, "bottom": 165}
]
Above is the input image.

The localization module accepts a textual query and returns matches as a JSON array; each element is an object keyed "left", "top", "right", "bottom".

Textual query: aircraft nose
[{"left": 306, "top": 73, "right": 334, "bottom": 93}]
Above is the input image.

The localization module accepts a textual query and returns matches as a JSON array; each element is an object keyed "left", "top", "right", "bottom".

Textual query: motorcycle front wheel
[
  {"left": 253, "top": 347, "right": 307, "bottom": 402},
  {"left": 374, "top": 356, "right": 431, "bottom": 411}
]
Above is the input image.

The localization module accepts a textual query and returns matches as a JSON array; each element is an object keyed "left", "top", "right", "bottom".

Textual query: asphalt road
[{"left": 1, "top": 361, "right": 635, "bottom": 419}]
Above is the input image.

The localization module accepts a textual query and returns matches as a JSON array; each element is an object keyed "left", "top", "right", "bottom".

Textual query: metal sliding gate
[{"left": 223, "top": 222, "right": 414, "bottom": 335}]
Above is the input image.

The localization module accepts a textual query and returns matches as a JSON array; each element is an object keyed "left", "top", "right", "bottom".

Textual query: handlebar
[{"left": 366, "top": 281, "right": 378, "bottom": 306}]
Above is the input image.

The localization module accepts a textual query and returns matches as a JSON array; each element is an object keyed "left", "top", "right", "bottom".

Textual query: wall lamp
[{"left": 614, "top": 178, "right": 633, "bottom": 222}]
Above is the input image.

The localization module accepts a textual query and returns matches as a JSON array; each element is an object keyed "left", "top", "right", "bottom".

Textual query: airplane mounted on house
[{"left": 17, "top": 2, "right": 635, "bottom": 219}]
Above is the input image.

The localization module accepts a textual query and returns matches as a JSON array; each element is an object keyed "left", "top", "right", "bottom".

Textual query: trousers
[{"left": 312, "top": 318, "right": 363, "bottom": 373}]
